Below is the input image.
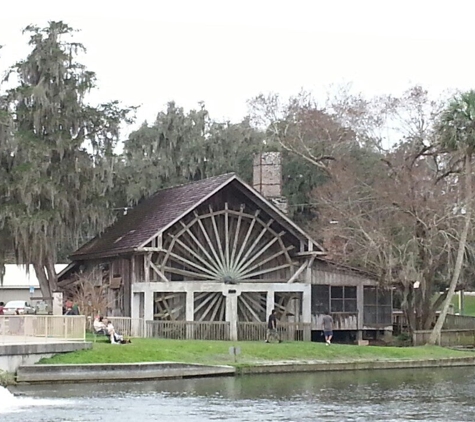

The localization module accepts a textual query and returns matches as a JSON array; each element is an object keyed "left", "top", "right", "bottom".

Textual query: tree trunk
[
  {"left": 45, "top": 257, "right": 58, "bottom": 292},
  {"left": 33, "top": 263, "right": 52, "bottom": 303},
  {"left": 428, "top": 153, "right": 472, "bottom": 345}
]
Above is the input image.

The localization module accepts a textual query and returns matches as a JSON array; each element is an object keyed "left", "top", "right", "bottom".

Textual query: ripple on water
[{"left": 3, "top": 367, "right": 475, "bottom": 422}]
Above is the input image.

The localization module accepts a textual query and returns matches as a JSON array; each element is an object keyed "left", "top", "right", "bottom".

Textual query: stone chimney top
[{"left": 253, "top": 152, "right": 288, "bottom": 214}]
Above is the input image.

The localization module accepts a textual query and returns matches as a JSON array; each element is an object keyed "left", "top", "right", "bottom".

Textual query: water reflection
[{"left": 5, "top": 367, "right": 475, "bottom": 421}]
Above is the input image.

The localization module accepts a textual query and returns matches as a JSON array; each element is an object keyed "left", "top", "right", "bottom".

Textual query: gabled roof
[{"left": 71, "top": 173, "right": 323, "bottom": 260}]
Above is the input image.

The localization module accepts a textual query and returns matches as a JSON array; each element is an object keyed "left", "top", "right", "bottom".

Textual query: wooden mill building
[{"left": 59, "top": 153, "right": 392, "bottom": 341}]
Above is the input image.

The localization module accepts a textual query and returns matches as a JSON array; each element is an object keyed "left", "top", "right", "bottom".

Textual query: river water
[{"left": 2, "top": 367, "right": 475, "bottom": 421}]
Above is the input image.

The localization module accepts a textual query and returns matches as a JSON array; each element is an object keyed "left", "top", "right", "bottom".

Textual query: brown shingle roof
[{"left": 71, "top": 173, "right": 236, "bottom": 260}]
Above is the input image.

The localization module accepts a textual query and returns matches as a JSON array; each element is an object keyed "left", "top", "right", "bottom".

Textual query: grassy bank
[
  {"left": 38, "top": 337, "right": 475, "bottom": 367},
  {"left": 0, "top": 371, "right": 15, "bottom": 387}
]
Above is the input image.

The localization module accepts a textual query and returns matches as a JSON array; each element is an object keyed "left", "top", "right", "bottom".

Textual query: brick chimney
[{"left": 253, "top": 152, "right": 288, "bottom": 214}]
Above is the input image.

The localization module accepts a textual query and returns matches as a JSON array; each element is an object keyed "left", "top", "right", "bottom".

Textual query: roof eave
[{"left": 137, "top": 174, "right": 238, "bottom": 249}]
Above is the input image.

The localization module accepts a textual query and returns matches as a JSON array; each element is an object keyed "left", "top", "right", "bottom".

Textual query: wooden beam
[
  {"left": 219, "top": 297, "right": 226, "bottom": 321},
  {"left": 236, "top": 218, "right": 274, "bottom": 272},
  {"left": 209, "top": 294, "right": 224, "bottom": 322},
  {"left": 233, "top": 209, "right": 260, "bottom": 271},
  {"left": 209, "top": 204, "right": 226, "bottom": 268},
  {"left": 163, "top": 266, "right": 211, "bottom": 280},
  {"left": 171, "top": 236, "right": 221, "bottom": 274},
  {"left": 144, "top": 253, "right": 151, "bottom": 283},
  {"left": 240, "top": 246, "right": 293, "bottom": 277},
  {"left": 278, "top": 237, "right": 293, "bottom": 266},
  {"left": 149, "top": 260, "right": 169, "bottom": 283},
  {"left": 239, "top": 279, "right": 289, "bottom": 282},
  {"left": 230, "top": 204, "right": 244, "bottom": 265},
  {"left": 224, "top": 203, "right": 230, "bottom": 268},
  {"left": 135, "top": 247, "right": 164, "bottom": 252},
  {"left": 194, "top": 292, "right": 217, "bottom": 314},
  {"left": 239, "top": 294, "right": 261, "bottom": 322},
  {"left": 200, "top": 293, "right": 221, "bottom": 321},
  {"left": 176, "top": 215, "right": 200, "bottom": 238},
  {"left": 293, "top": 251, "right": 326, "bottom": 257},
  {"left": 244, "top": 263, "right": 293, "bottom": 279},
  {"left": 160, "top": 236, "right": 177, "bottom": 272},
  {"left": 131, "top": 255, "right": 136, "bottom": 284},
  {"left": 287, "top": 261, "right": 308, "bottom": 283},
  {"left": 177, "top": 221, "right": 221, "bottom": 273},
  {"left": 235, "top": 230, "right": 283, "bottom": 275},
  {"left": 167, "top": 251, "right": 217, "bottom": 278},
  {"left": 195, "top": 211, "right": 223, "bottom": 272}
]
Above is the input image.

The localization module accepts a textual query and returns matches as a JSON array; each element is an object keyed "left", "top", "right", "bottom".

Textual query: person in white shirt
[
  {"left": 93, "top": 316, "right": 108, "bottom": 335},
  {"left": 107, "top": 321, "right": 124, "bottom": 344}
]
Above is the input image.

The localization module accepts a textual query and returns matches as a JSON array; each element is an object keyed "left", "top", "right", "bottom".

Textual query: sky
[{"left": 1, "top": 0, "right": 475, "bottom": 134}]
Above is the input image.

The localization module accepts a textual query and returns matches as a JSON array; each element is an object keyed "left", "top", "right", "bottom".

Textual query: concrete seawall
[
  {"left": 16, "top": 362, "right": 236, "bottom": 383},
  {"left": 0, "top": 342, "right": 92, "bottom": 373},
  {"left": 14, "top": 356, "right": 475, "bottom": 384},
  {"left": 238, "top": 356, "right": 475, "bottom": 375}
]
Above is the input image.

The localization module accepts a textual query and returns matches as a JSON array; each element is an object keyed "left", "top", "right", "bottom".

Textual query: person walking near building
[
  {"left": 322, "top": 311, "right": 334, "bottom": 345},
  {"left": 266, "top": 309, "right": 282, "bottom": 343}
]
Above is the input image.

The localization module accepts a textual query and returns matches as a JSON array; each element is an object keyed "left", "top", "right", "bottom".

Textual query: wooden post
[
  {"left": 225, "top": 291, "right": 238, "bottom": 341},
  {"left": 357, "top": 284, "right": 364, "bottom": 333},
  {"left": 459, "top": 290, "right": 465, "bottom": 315},
  {"left": 266, "top": 289, "right": 275, "bottom": 319},
  {"left": 302, "top": 284, "right": 312, "bottom": 341},
  {"left": 186, "top": 291, "right": 194, "bottom": 339}
]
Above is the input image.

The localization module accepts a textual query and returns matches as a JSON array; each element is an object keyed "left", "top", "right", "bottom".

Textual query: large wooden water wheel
[
  {"left": 156, "top": 203, "right": 296, "bottom": 322},
  {"left": 161, "top": 204, "right": 294, "bottom": 283}
]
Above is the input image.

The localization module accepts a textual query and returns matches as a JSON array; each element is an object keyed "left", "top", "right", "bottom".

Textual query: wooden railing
[
  {"left": 443, "top": 314, "right": 475, "bottom": 330},
  {"left": 145, "top": 321, "right": 313, "bottom": 342},
  {"left": 413, "top": 329, "right": 475, "bottom": 346},
  {"left": 146, "top": 320, "right": 230, "bottom": 341},
  {"left": 0, "top": 315, "right": 86, "bottom": 343},
  {"left": 107, "top": 317, "right": 145, "bottom": 337},
  {"left": 318, "top": 312, "right": 358, "bottom": 330},
  {"left": 237, "top": 322, "right": 311, "bottom": 342}
]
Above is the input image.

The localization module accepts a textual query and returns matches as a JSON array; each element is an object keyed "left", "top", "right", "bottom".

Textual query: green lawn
[
  {"left": 451, "top": 294, "right": 475, "bottom": 316},
  {"left": 38, "top": 337, "right": 474, "bottom": 367}
]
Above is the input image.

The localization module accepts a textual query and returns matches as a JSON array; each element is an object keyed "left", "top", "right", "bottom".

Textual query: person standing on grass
[
  {"left": 322, "top": 311, "right": 333, "bottom": 345},
  {"left": 266, "top": 309, "right": 282, "bottom": 343}
]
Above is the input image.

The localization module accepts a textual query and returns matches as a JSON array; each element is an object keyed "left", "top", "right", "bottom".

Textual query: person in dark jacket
[{"left": 265, "top": 309, "right": 281, "bottom": 343}]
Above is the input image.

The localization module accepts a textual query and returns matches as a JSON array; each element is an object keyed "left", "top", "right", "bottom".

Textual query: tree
[
  {"left": 428, "top": 91, "right": 475, "bottom": 344},
  {"left": 120, "top": 102, "right": 264, "bottom": 205},
  {"left": 248, "top": 91, "right": 361, "bottom": 224},
  {"left": 0, "top": 22, "right": 133, "bottom": 300},
  {"left": 260, "top": 86, "right": 469, "bottom": 333}
]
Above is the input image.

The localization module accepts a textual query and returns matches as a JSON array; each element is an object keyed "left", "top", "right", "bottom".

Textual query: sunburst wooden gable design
[
  {"left": 63, "top": 173, "right": 324, "bottom": 332},
  {"left": 128, "top": 175, "right": 324, "bottom": 327}
]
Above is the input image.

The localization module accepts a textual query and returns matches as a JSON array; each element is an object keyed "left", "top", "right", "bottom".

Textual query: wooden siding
[
  {"left": 312, "top": 268, "right": 378, "bottom": 286},
  {"left": 312, "top": 312, "right": 358, "bottom": 330}
]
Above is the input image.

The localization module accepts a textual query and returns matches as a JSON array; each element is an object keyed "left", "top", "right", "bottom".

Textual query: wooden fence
[
  {"left": 412, "top": 314, "right": 475, "bottom": 345},
  {"left": 237, "top": 322, "right": 311, "bottom": 342},
  {"left": 146, "top": 320, "right": 231, "bottom": 340},
  {"left": 0, "top": 315, "right": 86, "bottom": 343},
  {"left": 107, "top": 317, "right": 145, "bottom": 338},
  {"left": 413, "top": 329, "right": 475, "bottom": 346},
  {"left": 443, "top": 314, "right": 475, "bottom": 330},
  {"left": 145, "top": 320, "right": 311, "bottom": 341}
]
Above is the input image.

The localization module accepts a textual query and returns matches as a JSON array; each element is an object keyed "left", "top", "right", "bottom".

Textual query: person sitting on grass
[
  {"left": 106, "top": 321, "right": 131, "bottom": 344},
  {"left": 93, "top": 316, "right": 108, "bottom": 336}
]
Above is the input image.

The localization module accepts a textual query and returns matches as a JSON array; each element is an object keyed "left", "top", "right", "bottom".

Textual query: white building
[{"left": 0, "top": 264, "right": 67, "bottom": 304}]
